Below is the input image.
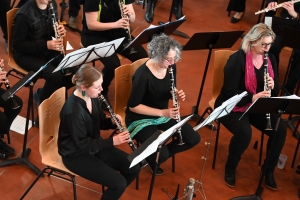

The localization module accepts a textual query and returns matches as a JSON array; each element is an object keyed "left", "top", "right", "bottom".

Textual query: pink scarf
[{"left": 232, "top": 51, "right": 274, "bottom": 112}]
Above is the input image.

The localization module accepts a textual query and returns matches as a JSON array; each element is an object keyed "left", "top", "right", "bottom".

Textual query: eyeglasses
[
  {"left": 261, "top": 43, "right": 272, "bottom": 48},
  {"left": 164, "top": 56, "right": 180, "bottom": 63}
]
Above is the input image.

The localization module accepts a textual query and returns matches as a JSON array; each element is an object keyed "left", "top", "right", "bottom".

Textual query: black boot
[
  {"left": 224, "top": 167, "right": 236, "bottom": 187},
  {"left": 172, "top": 0, "right": 183, "bottom": 20},
  {"left": 265, "top": 171, "right": 277, "bottom": 190},
  {"left": 145, "top": 0, "right": 157, "bottom": 23}
]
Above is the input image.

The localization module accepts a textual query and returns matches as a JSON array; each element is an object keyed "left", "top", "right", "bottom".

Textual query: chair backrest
[
  {"left": 210, "top": 50, "right": 235, "bottom": 109},
  {"left": 6, "top": 8, "right": 29, "bottom": 75},
  {"left": 114, "top": 58, "right": 149, "bottom": 122},
  {"left": 38, "top": 87, "right": 66, "bottom": 168}
]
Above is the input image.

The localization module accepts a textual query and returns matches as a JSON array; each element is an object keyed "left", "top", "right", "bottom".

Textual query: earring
[{"left": 82, "top": 90, "right": 86, "bottom": 97}]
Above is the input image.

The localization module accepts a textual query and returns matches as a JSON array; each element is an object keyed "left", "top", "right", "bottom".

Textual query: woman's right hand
[
  {"left": 113, "top": 131, "right": 130, "bottom": 146},
  {"left": 252, "top": 91, "right": 271, "bottom": 102},
  {"left": 47, "top": 39, "right": 63, "bottom": 52},
  {"left": 115, "top": 18, "right": 129, "bottom": 29},
  {"left": 163, "top": 107, "right": 180, "bottom": 119}
]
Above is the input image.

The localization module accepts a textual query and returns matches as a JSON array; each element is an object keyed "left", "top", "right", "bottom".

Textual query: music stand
[
  {"left": 0, "top": 57, "right": 58, "bottom": 175},
  {"left": 157, "top": 0, "right": 189, "bottom": 39},
  {"left": 53, "top": 38, "right": 124, "bottom": 73},
  {"left": 230, "top": 96, "right": 300, "bottom": 200},
  {"left": 121, "top": 18, "right": 185, "bottom": 53},
  {"left": 127, "top": 115, "right": 193, "bottom": 200},
  {"left": 182, "top": 31, "right": 244, "bottom": 124}
]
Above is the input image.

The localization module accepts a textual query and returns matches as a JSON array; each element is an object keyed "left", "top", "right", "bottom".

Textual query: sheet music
[
  {"left": 193, "top": 91, "right": 248, "bottom": 131},
  {"left": 129, "top": 114, "right": 193, "bottom": 168},
  {"left": 53, "top": 37, "right": 125, "bottom": 73},
  {"left": 10, "top": 115, "right": 32, "bottom": 135}
]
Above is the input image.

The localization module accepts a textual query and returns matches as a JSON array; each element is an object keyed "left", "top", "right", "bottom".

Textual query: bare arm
[{"left": 129, "top": 104, "right": 180, "bottom": 119}]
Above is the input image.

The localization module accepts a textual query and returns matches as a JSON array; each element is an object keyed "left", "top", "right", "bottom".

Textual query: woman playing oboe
[
  {"left": 58, "top": 64, "right": 140, "bottom": 200},
  {"left": 125, "top": 34, "right": 200, "bottom": 175},
  {"left": 215, "top": 23, "right": 286, "bottom": 191}
]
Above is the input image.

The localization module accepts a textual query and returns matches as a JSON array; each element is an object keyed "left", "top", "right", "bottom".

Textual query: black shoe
[
  {"left": 225, "top": 168, "right": 236, "bottom": 187},
  {"left": 145, "top": 0, "right": 156, "bottom": 23},
  {"left": 265, "top": 171, "right": 277, "bottom": 190},
  {"left": 230, "top": 12, "right": 244, "bottom": 23},
  {"left": 148, "top": 164, "right": 164, "bottom": 175},
  {"left": 33, "top": 88, "right": 42, "bottom": 108},
  {"left": 0, "top": 139, "right": 15, "bottom": 155}
]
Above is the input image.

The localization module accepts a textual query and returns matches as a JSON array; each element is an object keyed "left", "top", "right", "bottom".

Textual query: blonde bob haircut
[{"left": 241, "top": 23, "right": 276, "bottom": 53}]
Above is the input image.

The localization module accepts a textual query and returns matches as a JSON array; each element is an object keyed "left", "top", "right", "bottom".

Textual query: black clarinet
[
  {"left": 0, "top": 64, "right": 20, "bottom": 110},
  {"left": 98, "top": 94, "right": 148, "bottom": 167},
  {"left": 263, "top": 52, "right": 272, "bottom": 130}
]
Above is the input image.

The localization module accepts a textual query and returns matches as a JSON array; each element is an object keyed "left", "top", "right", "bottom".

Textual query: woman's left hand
[
  {"left": 123, "top": 5, "right": 132, "bottom": 18},
  {"left": 177, "top": 89, "right": 185, "bottom": 101},
  {"left": 267, "top": 76, "right": 274, "bottom": 90},
  {"left": 57, "top": 25, "right": 67, "bottom": 37}
]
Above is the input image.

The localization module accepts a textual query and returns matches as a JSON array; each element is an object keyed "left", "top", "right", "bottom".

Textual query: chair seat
[{"left": 208, "top": 99, "right": 215, "bottom": 110}]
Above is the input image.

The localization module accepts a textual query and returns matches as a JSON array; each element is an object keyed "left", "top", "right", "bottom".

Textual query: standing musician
[
  {"left": 0, "top": 58, "right": 23, "bottom": 158},
  {"left": 215, "top": 23, "right": 287, "bottom": 190},
  {"left": 58, "top": 64, "right": 140, "bottom": 200},
  {"left": 81, "top": 0, "right": 148, "bottom": 107},
  {"left": 125, "top": 34, "right": 200, "bottom": 175},
  {"left": 267, "top": 0, "right": 300, "bottom": 95},
  {"left": 12, "top": 0, "right": 74, "bottom": 108}
]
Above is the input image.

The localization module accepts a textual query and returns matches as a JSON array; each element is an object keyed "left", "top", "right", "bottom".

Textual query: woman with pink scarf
[{"left": 215, "top": 23, "right": 286, "bottom": 191}]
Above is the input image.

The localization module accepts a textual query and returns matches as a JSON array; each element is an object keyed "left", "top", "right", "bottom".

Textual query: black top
[
  {"left": 58, "top": 93, "right": 116, "bottom": 157},
  {"left": 125, "top": 61, "right": 176, "bottom": 125},
  {"left": 215, "top": 49, "right": 279, "bottom": 109},
  {"left": 82, "top": 0, "right": 134, "bottom": 37}
]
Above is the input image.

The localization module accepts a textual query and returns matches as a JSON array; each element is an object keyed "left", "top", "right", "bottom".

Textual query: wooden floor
[{"left": 0, "top": 0, "right": 300, "bottom": 199}]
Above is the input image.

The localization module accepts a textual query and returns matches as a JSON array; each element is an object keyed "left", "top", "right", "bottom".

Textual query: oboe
[
  {"left": 49, "top": 1, "right": 65, "bottom": 56},
  {"left": 0, "top": 62, "right": 20, "bottom": 110},
  {"left": 263, "top": 52, "right": 272, "bottom": 130},
  {"left": 98, "top": 94, "right": 148, "bottom": 167},
  {"left": 255, "top": 0, "right": 300, "bottom": 15},
  {"left": 119, "top": 0, "right": 137, "bottom": 54},
  {"left": 169, "top": 65, "right": 185, "bottom": 145}
]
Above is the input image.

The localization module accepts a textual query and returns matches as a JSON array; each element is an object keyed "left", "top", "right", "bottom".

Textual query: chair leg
[
  {"left": 259, "top": 132, "right": 264, "bottom": 166},
  {"left": 172, "top": 155, "right": 175, "bottom": 173},
  {"left": 292, "top": 119, "right": 300, "bottom": 168},
  {"left": 212, "top": 121, "right": 220, "bottom": 169},
  {"left": 6, "top": 132, "right": 10, "bottom": 144},
  {"left": 136, "top": 174, "right": 139, "bottom": 190},
  {"left": 20, "top": 167, "right": 48, "bottom": 199}
]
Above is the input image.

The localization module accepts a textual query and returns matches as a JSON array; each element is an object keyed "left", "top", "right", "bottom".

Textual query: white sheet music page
[
  {"left": 129, "top": 114, "right": 193, "bottom": 168},
  {"left": 10, "top": 115, "right": 32, "bottom": 135}
]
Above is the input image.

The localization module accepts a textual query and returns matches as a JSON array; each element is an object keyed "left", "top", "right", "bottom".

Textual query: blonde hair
[
  {"left": 241, "top": 23, "right": 276, "bottom": 52},
  {"left": 72, "top": 64, "right": 102, "bottom": 89}
]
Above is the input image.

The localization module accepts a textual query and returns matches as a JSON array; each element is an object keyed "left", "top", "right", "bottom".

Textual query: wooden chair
[{"left": 199, "top": 50, "right": 265, "bottom": 169}]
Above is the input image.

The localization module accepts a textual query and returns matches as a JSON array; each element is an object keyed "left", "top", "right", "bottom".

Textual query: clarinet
[
  {"left": 263, "top": 52, "right": 272, "bottom": 130},
  {"left": 0, "top": 62, "right": 20, "bottom": 110},
  {"left": 98, "top": 94, "right": 148, "bottom": 167},
  {"left": 118, "top": 0, "right": 137, "bottom": 54},
  {"left": 49, "top": 1, "right": 65, "bottom": 57},
  {"left": 169, "top": 65, "right": 185, "bottom": 145}
]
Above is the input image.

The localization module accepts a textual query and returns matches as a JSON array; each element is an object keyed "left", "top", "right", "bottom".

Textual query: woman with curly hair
[{"left": 125, "top": 33, "right": 200, "bottom": 175}]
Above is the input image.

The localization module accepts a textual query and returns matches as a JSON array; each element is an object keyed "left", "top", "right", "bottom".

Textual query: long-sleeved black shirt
[{"left": 58, "top": 93, "right": 116, "bottom": 157}]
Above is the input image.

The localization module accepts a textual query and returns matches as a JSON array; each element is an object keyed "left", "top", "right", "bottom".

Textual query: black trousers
[
  {"left": 0, "top": 88, "right": 23, "bottom": 137},
  {"left": 81, "top": 31, "right": 148, "bottom": 95},
  {"left": 13, "top": 51, "right": 74, "bottom": 103},
  {"left": 220, "top": 112, "right": 286, "bottom": 173},
  {"left": 0, "top": 0, "right": 10, "bottom": 41},
  {"left": 269, "top": 35, "right": 300, "bottom": 94},
  {"left": 62, "top": 147, "right": 140, "bottom": 200},
  {"left": 130, "top": 119, "right": 200, "bottom": 165},
  {"left": 68, "top": 0, "right": 81, "bottom": 17},
  {"left": 227, "top": 0, "right": 246, "bottom": 13}
]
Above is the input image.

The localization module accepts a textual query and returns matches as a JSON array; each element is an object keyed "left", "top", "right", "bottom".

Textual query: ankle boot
[
  {"left": 265, "top": 171, "right": 277, "bottom": 190},
  {"left": 172, "top": 0, "right": 183, "bottom": 19},
  {"left": 145, "top": 0, "right": 157, "bottom": 23}
]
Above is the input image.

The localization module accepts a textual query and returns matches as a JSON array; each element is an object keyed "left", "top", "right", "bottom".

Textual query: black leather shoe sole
[{"left": 265, "top": 183, "right": 277, "bottom": 191}]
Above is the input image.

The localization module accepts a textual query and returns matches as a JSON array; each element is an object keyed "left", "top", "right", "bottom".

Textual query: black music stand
[
  {"left": 53, "top": 38, "right": 124, "bottom": 73},
  {"left": 157, "top": 0, "right": 189, "bottom": 39},
  {"left": 121, "top": 18, "right": 185, "bottom": 52},
  {"left": 182, "top": 31, "right": 244, "bottom": 124},
  {"left": 276, "top": 27, "right": 300, "bottom": 139},
  {"left": 231, "top": 97, "right": 300, "bottom": 200},
  {"left": 127, "top": 115, "right": 193, "bottom": 200},
  {"left": 0, "top": 57, "right": 58, "bottom": 175}
]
